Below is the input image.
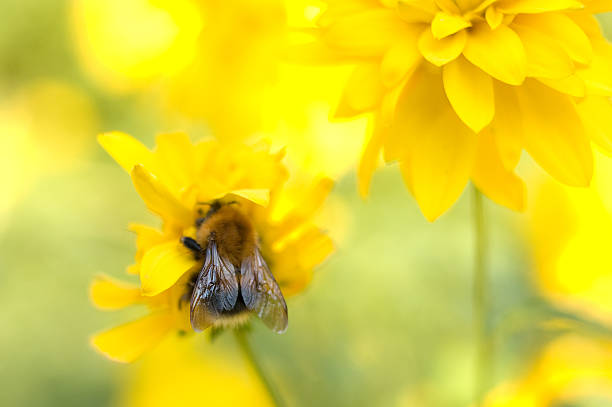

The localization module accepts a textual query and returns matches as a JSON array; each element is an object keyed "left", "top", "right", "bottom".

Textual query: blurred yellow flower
[
  {"left": 71, "top": 0, "right": 365, "bottom": 178},
  {"left": 294, "top": 0, "right": 612, "bottom": 221},
  {"left": 529, "top": 151, "right": 612, "bottom": 325},
  {"left": 483, "top": 334, "right": 612, "bottom": 406},
  {"left": 165, "top": 0, "right": 285, "bottom": 140},
  {"left": 0, "top": 80, "right": 98, "bottom": 231},
  {"left": 120, "top": 335, "right": 272, "bottom": 407},
  {"left": 72, "top": 0, "right": 202, "bottom": 93},
  {"left": 91, "top": 132, "right": 333, "bottom": 362}
]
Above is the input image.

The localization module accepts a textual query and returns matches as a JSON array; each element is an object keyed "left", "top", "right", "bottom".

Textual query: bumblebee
[{"left": 181, "top": 200, "right": 288, "bottom": 334}]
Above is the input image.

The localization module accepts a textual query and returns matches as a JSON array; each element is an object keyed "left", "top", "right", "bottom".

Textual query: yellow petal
[
  {"left": 512, "top": 24, "right": 574, "bottom": 79},
  {"left": 517, "top": 79, "right": 592, "bottom": 187},
  {"left": 335, "top": 63, "right": 384, "bottom": 117},
  {"left": 154, "top": 132, "right": 196, "bottom": 191},
  {"left": 90, "top": 275, "right": 142, "bottom": 310},
  {"left": 269, "top": 177, "right": 334, "bottom": 238},
  {"left": 316, "top": 1, "right": 378, "bottom": 28},
  {"left": 296, "top": 228, "right": 335, "bottom": 272},
  {"left": 472, "top": 130, "right": 526, "bottom": 211},
  {"left": 381, "top": 77, "right": 411, "bottom": 127},
  {"left": 393, "top": 64, "right": 477, "bottom": 221},
  {"left": 537, "top": 75, "right": 585, "bottom": 97},
  {"left": 455, "top": 0, "right": 487, "bottom": 11},
  {"left": 226, "top": 189, "right": 270, "bottom": 207},
  {"left": 397, "top": 0, "right": 438, "bottom": 23},
  {"left": 431, "top": 11, "right": 471, "bottom": 39},
  {"left": 434, "top": 0, "right": 462, "bottom": 13},
  {"left": 577, "top": 39, "right": 612, "bottom": 96},
  {"left": 568, "top": 11, "right": 601, "bottom": 37},
  {"left": 323, "top": 9, "right": 410, "bottom": 56},
  {"left": 485, "top": 6, "right": 504, "bottom": 30},
  {"left": 582, "top": 0, "right": 612, "bottom": 12},
  {"left": 285, "top": 41, "right": 356, "bottom": 65},
  {"left": 127, "top": 264, "right": 139, "bottom": 275},
  {"left": 577, "top": 96, "right": 612, "bottom": 156},
  {"left": 418, "top": 28, "right": 466, "bottom": 67},
  {"left": 490, "top": 81, "right": 523, "bottom": 170},
  {"left": 497, "top": 0, "right": 584, "bottom": 13},
  {"left": 463, "top": 23, "right": 526, "bottom": 85},
  {"left": 358, "top": 119, "right": 384, "bottom": 197},
  {"left": 98, "top": 131, "right": 153, "bottom": 173},
  {"left": 381, "top": 35, "right": 422, "bottom": 88},
  {"left": 140, "top": 241, "right": 198, "bottom": 296},
  {"left": 91, "top": 312, "right": 174, "bottom": 363},
  {"left": 131, "top": 165, "right": 192, "bottom": 225},
  {"left": 129, "top": 223, "right": 165, "bottom": 262},
  {"left": 512, "top": 14, "right": 592, "bottom": 65},
  {"left": 299, "top": 178, "right": 334, "bottom": 221},
  {"left": 442, "top": 56, "right": 494, "bottom": 133}
]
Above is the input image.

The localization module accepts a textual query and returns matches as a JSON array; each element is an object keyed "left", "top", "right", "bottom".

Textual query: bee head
[{"left": 196, "top": 199, "right": 239, "bottom": 218}]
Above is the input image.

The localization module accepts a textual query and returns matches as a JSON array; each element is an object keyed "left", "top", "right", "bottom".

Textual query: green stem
[
  {"left": 234, "top": 329, "right": 286, "bottom": 407},
  {"left": 472, "top": 186, "right": 490, "bottom": 407}
]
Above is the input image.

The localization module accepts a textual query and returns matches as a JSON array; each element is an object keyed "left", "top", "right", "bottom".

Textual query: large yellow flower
[
  {"left": 483, "top": 334, "right": 612, "bottom": 406},
  {"left": 90, "top": 132, "right": 333, "bottom": 362},
  {"left": 295, "top": 0, "right": 612, "bottom": 220},
  {"left": 528, "top": 151, "right": 612, "bottom": 325}
]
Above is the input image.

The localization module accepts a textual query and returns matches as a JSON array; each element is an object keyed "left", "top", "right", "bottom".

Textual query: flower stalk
[
  {"left": 234, "top": 329, "right": 287, "bottom": 407},
  {"left": 472, "top": 185, "right": 491, "bottom": 407}
]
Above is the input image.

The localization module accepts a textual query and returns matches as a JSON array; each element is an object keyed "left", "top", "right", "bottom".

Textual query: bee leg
[{"left": 181, "top": 237, "right": 203, "bottom": 259}]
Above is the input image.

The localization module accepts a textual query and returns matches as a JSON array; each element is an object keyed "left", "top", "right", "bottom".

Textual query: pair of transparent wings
[{"left": 189, "top": 238, "right": 288, "bottom": 334}]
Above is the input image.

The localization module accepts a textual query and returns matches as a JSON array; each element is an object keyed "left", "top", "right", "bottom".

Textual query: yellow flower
[
  {"left": 72, "top": 0, "right": 365, "bottom": 178},
  {"left": 483, "top": 334, "right": 612, "bottom": 406},
  {"left": 529, "top": 151, "right": 612, "bottom": 325},
  {"left": 71, "top": 0, "right": 203, "bottom": 93},
  {"left": 119, "top": 335, "right": 272, "bottom": 407},
  {"left": 90, "top": 132, "right": 333, "bottom": 363},
  {"left": 295, "top": 0, "right": 612, "bottom": 221}
]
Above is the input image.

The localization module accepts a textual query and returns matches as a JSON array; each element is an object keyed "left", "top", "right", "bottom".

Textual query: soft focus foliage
[{"left": 1, "top": 0, "right": 612, "bottom": 406}]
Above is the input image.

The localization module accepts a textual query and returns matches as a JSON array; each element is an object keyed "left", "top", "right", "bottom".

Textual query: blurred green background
[{"left": 2, "top": 1, "right": 612, "bottom": 406}]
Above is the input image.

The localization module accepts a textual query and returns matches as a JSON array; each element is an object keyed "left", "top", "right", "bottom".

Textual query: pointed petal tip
[
  {"left": 90, "top": 274, "right": 141, "bottom": 310},
  {"left": 90, "top": 313, "right": 174, "bottom": 363},
  {"left": 90, "top": 334, "right": 132, "bottom": 364},
  {"left": 421, "top": 207, "right": 443, "bottom": 223}
]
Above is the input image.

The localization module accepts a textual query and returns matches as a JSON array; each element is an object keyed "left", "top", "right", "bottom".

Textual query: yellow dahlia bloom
[
  {"left": 529, "top": 151, "right": 612, "bottom": 324},
  {"left": 483, "top": 334, "right": 612, "bottom": 406},
  {"left": 297, "top": 0, "right": 612, "bottom": 220},
  {"left": 90, "top": 132, "right": 333, "bottom": 362}
]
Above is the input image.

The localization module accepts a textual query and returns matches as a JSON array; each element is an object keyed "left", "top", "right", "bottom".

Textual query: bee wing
[
  {"left": 240, "top": 248, "right": 288, "bottom": 334},
  {"left": 190, "top": 238, "right": 239, "bottom": 332}
]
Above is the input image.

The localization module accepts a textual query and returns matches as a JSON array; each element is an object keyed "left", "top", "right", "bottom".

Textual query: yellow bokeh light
[
  {"left": 71, "top": 0, "right": 202, "bottom": 92},
  {"left": 0, "top": 79, "right": 98, "bottom": 231}
]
